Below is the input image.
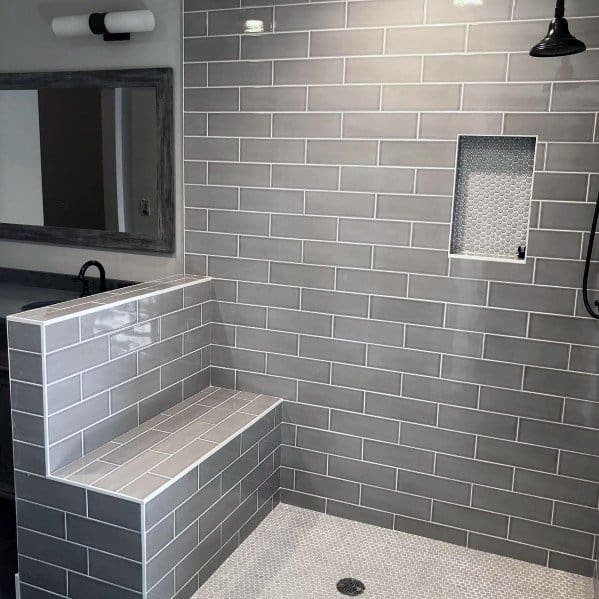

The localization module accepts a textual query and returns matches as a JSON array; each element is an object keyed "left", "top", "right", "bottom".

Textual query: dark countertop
[
  {"left": 0, "top": 283, "right": 78, "bottom": 321},
  {"left": 0, "top": 268, "right": 135, "bottom": 370},
  {"left": 0, "top": 283, "right": 78, "bottom": 371}
]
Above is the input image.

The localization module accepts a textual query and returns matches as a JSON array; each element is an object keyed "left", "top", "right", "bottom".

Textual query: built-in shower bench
[
  {"left": 53, "top": 387, "right": 281, "bottom": 499},
  {"left": 49, "top": 386, "right": 283, "bottom": 598}
]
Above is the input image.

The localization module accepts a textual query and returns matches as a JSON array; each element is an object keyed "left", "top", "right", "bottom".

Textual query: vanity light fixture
[{"left": 52, "top": 10, "right": 156, "bottom": 42}]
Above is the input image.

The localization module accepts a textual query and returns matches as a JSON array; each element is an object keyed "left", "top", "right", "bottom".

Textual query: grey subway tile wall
[{"left": 183, "top": 0, "right": 599, "bottom": 578}]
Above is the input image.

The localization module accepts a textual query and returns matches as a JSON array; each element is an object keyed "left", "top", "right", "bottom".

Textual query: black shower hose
[{"left": 582, "top": 192, "right": 599, "bottom": 319}]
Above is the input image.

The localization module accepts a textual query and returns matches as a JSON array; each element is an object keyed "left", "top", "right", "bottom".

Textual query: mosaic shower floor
[{"left": 194, "top": 504, "right": 593, "bottom": 599}]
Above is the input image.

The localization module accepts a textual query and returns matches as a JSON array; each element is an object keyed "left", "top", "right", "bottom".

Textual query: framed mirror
[{"left": 0, "top": 68, "right": 174, "bottom": 254}]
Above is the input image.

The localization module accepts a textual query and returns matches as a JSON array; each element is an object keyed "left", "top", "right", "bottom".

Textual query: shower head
[{"left": 530, "top": 0, "right": 586, "bottom": 57}]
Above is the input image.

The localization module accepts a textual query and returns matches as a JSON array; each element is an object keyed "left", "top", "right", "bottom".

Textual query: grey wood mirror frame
[{"left": 0, "top": 67, "right": 174, "bottom": 254}]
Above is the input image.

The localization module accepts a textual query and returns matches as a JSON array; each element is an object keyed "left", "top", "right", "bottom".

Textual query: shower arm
[{"left": 582, "top": 192, "right": 599, "bottom": 319}]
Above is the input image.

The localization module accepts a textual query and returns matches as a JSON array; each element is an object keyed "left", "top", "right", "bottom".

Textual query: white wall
[
  {"left": 0, "top": 90, "right": 44, "bottom": 226},
  {"left": 0, "top": 0, "right": 183, "bottom": 281}
]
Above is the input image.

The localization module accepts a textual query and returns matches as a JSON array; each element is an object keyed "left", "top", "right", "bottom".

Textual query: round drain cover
[{"left": 337, "top": 578, "right": 366, "bottom": 596}]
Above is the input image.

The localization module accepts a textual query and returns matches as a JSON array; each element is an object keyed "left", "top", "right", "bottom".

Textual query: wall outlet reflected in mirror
[{"left": 141, "top": 198, "right": 151, "bottom": 216}]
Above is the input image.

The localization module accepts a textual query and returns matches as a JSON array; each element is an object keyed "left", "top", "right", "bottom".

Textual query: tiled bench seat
[
  {"left": 53, "top": 387, "right": 282, "bottom": 502},
  {"left": 17, "top": 387, "right": 282, "bottom": 599}
]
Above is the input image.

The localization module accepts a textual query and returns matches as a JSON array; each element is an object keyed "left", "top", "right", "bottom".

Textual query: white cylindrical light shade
[
  {"left": 105, "top": 10, "right": 155, "bottom": 34},
  {"left": 52, "top": 15, "right": 94, "bottom": 37}
]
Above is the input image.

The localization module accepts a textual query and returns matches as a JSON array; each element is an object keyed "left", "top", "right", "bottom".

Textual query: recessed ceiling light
[
  {"left": 244, "top": 19, "right": 264, "bottom": 34},
  {"left": 453, "top": 0, "right": 484, "bottom": 6}
]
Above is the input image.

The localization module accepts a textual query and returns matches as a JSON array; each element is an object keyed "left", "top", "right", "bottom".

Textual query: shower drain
[{"left": 337, "top": 578, "right": 366, "bottom": 596}]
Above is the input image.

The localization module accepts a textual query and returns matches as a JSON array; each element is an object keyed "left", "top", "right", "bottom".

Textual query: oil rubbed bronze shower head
[{"left": 530, "top": 0, "right": 586, "bottom": 57}]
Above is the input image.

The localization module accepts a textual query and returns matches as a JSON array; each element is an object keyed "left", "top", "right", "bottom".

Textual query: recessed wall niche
[{"left": 450, "top": 135, "right": 536, "bottom": 262}]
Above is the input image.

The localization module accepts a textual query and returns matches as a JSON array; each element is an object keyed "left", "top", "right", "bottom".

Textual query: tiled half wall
[
  {"left": 182, "top": 0, "right": 599, "bottom": 577},
  {"left": 8, "top": 276, "right": 213, "bottom": 475}
]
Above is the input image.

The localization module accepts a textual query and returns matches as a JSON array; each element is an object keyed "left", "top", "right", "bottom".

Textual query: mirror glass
[{"left": 0, "top": 87, "right": 158, "bottom": 236}]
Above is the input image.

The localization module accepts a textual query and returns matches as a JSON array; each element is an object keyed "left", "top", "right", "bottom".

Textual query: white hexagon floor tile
[{"left": 194, "top": 504, "right": 593, "bottom": 599}]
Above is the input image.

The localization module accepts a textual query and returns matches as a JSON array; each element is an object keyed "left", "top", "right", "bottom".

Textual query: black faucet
[{"left": 74, "top": 261, "right": 107, "bottom": 297}]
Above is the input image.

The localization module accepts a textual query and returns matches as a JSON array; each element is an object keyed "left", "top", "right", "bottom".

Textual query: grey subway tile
[
  {"left": 330, "top": 455, "right": 396, "bottom": 489},
  {"left": 48, "top": 392, "right": 109, "bottom": 444},
  {"left": 477, "top": 437, "right": 558, "bottom": 472},
  {"left": 82, "top": 353, "right": 137, "bottom": 398},
  {"left": 383, "top": 84, "right": 461, "bottom": 111},
  {"left": 274, "top": 114, "right": 341, "bottom": 139},
  {"left": 374, "top": 247, "right": 449, "bottom": 276},
  {"left": 469, "top": 534, "right": 547, "bottom": 566},
  {"left": 438, "top": 405, "right": 517, "bottom": 440},
  {"left": 394, "top": 515, "right": 467, "bottom": 547},
  {"left": 331, "top": 364, "right": 401, "bottom": 394},
  {"left": 270, "top": 262, "right": 334, "bottom": 289},
  {"left": 242, "top": 32, "right": 309, "bottom": 59},
  {"left": 361, "top": 485, "right": 431, "bottom": 520},
  {"left": 509, "top": 50, "right": 599, "bottom": 82},
  {"left": 370, "top": 296, "right": 444, "bottom": 327},
  {"left": 241, "top": 87, "right": 306, "bottom": 111},
  {"left": 433, "top": 502, "right": 508, "bottom": 537},
  {"left": 364, "top": 438, "right": 434, "bottom": 473},
  {"left": 381, "top": 141, "right": 456, "bottom": 168},
  {"left": 484, "top": 336, "right": 569, "bottom": 369},
  {"left": 275, "top": 3, "right": 345, "bottom": 32},
  {"left": 331, "top": 410, "right": 399, "bottom": 444},
  {"left": 368, "top": 345, "right": 441, "bottom": 377},
  {"left": 111, "top": 371, "right": 161, "bottom": 413},
  {"left": 346, "top": 56, "right": 420, "bottom": 83},
  {"left": 366, "top": 392, "right": 436, "bottom": 425},
  {"left": 436, "top": 455, "right": 513, "bottom": 490},
  {"left": 309, "top": 86, "right": 381, "bottom": 111},
  {"left": 81, "top": 302, "right": 137, "bottom": 340},
  {"left": 336, "top": 270, "right": 407, "bottom": 297},
  {"left": 403, "top": 374, "right": 478, "bottom": 408},
  {"left": 241, "top": 139, "right": 305, "bottom": 164},
  {"left": 298, "top": 381, "right": 363, "bottom": 413},
  {"left": 510, "top": 518, "right": 593, "bottom": 559},
  {"left": 302, "top": 288, "right": 369, "bottom": 317},
  {"left": 295, "top": 471, "right": 360, "bottom": 504},
  {"left": 8, "top": 322, "right": 41, "bottom": 353},
  {"left": 46, "top": 337, "right": 108, "bottom": 383},
  {"left": 387, "top": 24, "right": 464, "bottom": 53},
  {"left": 110, "top": 320, "right": 160, "bottom": 359},
  {"left": 462, "top": 83, "right": 551, "bottom": 111},
  {"left": 479, "top": 387, "right": 563, "bottom": 421},
  {"left": 397, "top": 469, "right": 471, "bottom": 505},
  {"left": 185, "top": 37, "right": 239, "bottom": 62},
  {"left": 424, "top": 54, "right": 507, "bottom": 82},
  {"left": 377, "top": 194, "right": 452, "bottom": 222},
  {"left": 274, "top": 58, "right": 343, "bottom": 84},
  {"left": 18, "top": 528, "right": 87, "bottom": 574},
  {"left": 304, "top": 241, "right": 372, "bottom": 269},
  {"left": 348, "top": 0, "right": 425, "bottom": 27},
  {"left": 297, "top": 426, "right": 362, "bottom": 460},
  {"left": 139, "top": 290, "right": 184, "bottom": 321},
  {"left": 272, "top": 165, "right": 339, "bottom": 190},
  {"left": 426, "top": 0, "right": 512, "bottom": 23},
  {"left": 269, "top": 354, "right": 330, "bottom": 384},
  {"left": 401, "top": 422, "right": 475, "bottom": 458}
]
